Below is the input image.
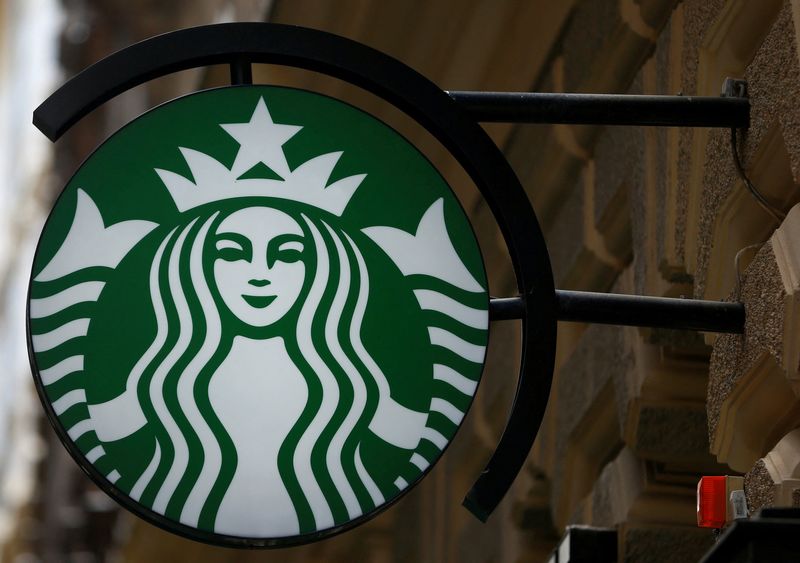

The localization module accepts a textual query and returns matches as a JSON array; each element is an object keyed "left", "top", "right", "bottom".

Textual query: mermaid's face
[{"left": 213, "top": 207, "right": 306, "bottom": 327}]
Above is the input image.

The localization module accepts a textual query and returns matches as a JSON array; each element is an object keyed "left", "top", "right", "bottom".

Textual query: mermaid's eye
[
  {"left": 216, "top": 235, "right": 250, "bottom": 262},
  {"left": 216, "top": 240, "right": 242, "bottom": 251},
  {"left": 268, "top": 235, "right": 305, "bottom": 266},
  {"left": 278, "top": 240, "right": 303, "bottom": 253}
]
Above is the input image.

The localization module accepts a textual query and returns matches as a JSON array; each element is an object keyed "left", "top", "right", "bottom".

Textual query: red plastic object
[{"left": 697, "top": 476, "right": 727, "bottom": 528}]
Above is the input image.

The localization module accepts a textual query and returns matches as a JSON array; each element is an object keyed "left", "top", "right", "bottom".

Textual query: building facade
[{"left": 2, "top": 0, "right": 800, "bottom": 561}]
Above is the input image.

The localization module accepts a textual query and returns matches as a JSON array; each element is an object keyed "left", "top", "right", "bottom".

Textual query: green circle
[{"left": 29, "top": 86, "right": 489, "bottom": 542}]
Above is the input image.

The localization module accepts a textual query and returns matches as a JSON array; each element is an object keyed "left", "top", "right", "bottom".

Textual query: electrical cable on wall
[
  {"left": 733, "top": 242, "right": 765, "bottom": 301},
  {"left": 730, "top": 128, "right": 786, "bottom": 222}
]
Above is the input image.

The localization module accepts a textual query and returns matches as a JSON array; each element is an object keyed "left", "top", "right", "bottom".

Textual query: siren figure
[{"left": 126, "top": 198, "right": 406, "bottom": 536}]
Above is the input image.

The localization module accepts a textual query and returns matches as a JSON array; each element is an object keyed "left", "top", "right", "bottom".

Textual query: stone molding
[
  {"left": 761, "top": 428, "right": 800, "bottom": 506},
  {"left": 773, "top": 203, "right": 800, "bottom": 388},
  {"left": 710, "top": 203, "right": 800, "bottom": 471}
]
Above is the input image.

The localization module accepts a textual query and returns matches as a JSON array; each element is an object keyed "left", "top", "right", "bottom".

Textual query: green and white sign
[{"left": 28, "top": 86, "right": 489, "bottom": 544}]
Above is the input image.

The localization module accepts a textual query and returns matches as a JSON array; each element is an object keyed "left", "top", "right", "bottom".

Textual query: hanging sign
[{"left": 28, "top": 85, "right": 490, "bottom": 545}]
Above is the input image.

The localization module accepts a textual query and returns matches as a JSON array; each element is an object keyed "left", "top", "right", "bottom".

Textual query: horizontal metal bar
[
  {"left": 489, "top": 297, "right": 526, "bottom": 321},
  {"left": 448, "top": 91, "right": 750, "bottom": 128},
  {"left": 490, "top": 291, "right": 745, "bottom": 334}
]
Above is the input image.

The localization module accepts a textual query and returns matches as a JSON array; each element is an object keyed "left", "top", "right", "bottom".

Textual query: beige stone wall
[{"left": 509, "top": 0, "right": 800, "bottom": 561}]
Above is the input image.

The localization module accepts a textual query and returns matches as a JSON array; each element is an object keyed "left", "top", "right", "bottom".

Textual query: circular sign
[{"left": 28, "top": 86, "right": 489, "bottom": 545}]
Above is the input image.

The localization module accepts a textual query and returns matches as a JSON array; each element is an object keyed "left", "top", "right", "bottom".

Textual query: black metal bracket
[
  {"left": 491, "top": 292, "right": 745, "bottom": 334},
  {"left": 32, "top": 22, "right": 559, "bottom": 545},
  {"left": 448, "top": 77, "right": 749, "bottom": 127},
  {"left": 229, "top": 58, "right": 253, "bottom": 85}
]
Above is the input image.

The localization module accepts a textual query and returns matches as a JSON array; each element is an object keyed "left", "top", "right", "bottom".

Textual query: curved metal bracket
[{"left": 34, "top": 23, "right": 556, "bottom": 536}]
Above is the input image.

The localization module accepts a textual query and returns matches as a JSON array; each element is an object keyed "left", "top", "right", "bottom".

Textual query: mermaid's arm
[
  {"left": 368, "top": 395, "right": 427, "bottom": 449},
  {"left": 87, "top": 388, "right": 146, "bottom": 441}
]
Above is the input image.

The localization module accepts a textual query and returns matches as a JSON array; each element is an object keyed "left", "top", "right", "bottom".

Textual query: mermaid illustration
[{"left": 28, "top": 90, "right": 489, "bottom": 540}]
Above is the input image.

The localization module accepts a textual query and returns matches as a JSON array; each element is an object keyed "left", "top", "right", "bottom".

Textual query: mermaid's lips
[{"left": 242, "top": 294, "right": 277, "bottom": 309}]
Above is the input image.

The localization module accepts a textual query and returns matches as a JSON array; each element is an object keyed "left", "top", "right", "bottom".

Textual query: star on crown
[{"left": 154, "top": 97, "right": 366, "bottom": 216}]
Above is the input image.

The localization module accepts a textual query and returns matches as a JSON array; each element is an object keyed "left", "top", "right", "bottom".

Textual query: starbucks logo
[{"left": 28, "top": 87, "right": 489, "bottom": 544}]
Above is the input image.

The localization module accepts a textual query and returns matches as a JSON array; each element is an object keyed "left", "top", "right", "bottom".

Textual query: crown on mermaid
[{"left": 155, "top": 97, "right": 366, "bottom": 217}]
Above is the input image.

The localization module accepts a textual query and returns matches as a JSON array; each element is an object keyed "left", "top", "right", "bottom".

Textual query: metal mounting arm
[
  {"left": 447, "top": 89, "right": 749, "bottom": 128},
  {"left": 491, "top": 292, "right": 745, "bottom": 333}
]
